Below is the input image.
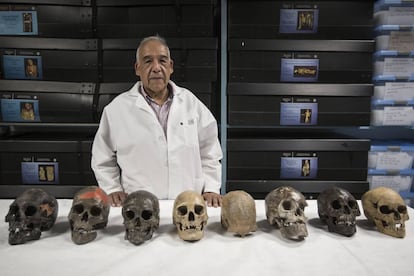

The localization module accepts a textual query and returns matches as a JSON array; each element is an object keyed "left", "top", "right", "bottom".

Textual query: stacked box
[
  {"left": 368, "top": 140, "right": 414, "bottom": 199},
  {"left": 371, "top": 0, "right": 414, "bottom": 202}
]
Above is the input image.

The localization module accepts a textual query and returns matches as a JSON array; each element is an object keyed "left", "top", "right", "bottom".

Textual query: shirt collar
[{"left": 139, "top": 82, "right": 174, "bottom": 104}]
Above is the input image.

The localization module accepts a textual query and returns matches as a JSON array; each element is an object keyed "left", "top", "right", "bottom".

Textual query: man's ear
[{"left": 134, "top": 62, "right": 140, "bottom": 76}]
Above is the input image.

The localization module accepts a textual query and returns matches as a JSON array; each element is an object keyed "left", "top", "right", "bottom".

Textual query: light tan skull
[
  {"left": 362, "top": 187, "right": 409, "bottom": 238},
  {"left": 221, "top": 190, "right": 257, "bottom": 237},
  {"left": 173, "top": 190, "right": 208, "bottom": 241},
  {"left": 265, "top": 186, "right": 308, "bottom": 240}
]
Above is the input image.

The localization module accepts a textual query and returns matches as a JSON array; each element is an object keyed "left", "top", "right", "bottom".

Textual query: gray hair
[{"left": 136, "top": 35, "right": 171, "bottom": 62}]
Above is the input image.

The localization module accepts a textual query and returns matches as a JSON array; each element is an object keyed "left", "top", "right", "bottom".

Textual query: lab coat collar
[{"left": 131, "top": 81, "right": 182, "bottom": 111}]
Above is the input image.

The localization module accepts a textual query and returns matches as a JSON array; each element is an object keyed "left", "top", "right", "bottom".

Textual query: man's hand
[
  {"left": 108, "top": 191, "right": 127, "bottom": 207},
  {"left": 203, "top": 192, "right": 222, "bottom": 208}
]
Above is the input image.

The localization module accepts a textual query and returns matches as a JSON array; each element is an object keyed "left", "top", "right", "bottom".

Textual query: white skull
[
  {"left": 317, "top": 187, "right": 361, "bottom": 237},
  {"left": 122, "top": 190, "right": 160, "bottom": 245},
  {"left": 68, "top": 186, "right": 110, "bottom": 245},
  {"left": 265, "top": 186, "right": 308, "bottom": 240},
  {"left": 5, "top": 188, "right": 58, "bottom": 245},
  {"left": 362, "top": 187, "right": 409, "bottom": 238},
  {"left": 221, "top": 190, "right": 257, "bottom": 237},
  {"left": 173, "top": 190, "right": 208, "bottom": 241}
]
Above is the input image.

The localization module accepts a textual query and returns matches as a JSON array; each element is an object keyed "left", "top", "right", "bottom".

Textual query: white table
[{"left": 0, "top": 199, "right": 413, "bottom": 276}]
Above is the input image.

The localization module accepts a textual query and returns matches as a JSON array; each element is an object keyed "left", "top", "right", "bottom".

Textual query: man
[{"left": 91, "top": 35, "right": 223, "bottom": 207}]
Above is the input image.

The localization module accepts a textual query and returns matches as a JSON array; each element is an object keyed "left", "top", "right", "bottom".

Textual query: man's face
[{"left": 135, "top": 40, "right": 174, "bottom": 96}]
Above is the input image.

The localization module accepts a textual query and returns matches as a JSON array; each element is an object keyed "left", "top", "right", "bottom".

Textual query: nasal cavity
[{"left": 189, "top": 211, "right": 195, "bottom": 221}]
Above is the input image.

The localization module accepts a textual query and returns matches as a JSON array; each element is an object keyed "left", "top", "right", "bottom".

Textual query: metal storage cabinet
[
  {"left": 227, "top": 138, "right": 370, "bottom": 199},
  {"left": 0, "top": 80, "right": 95, "bottom": 123},
  {"left": 0, "top": 37, "right": 99, "bottom": 82},
  {"left": 0, "top": 137, "right": 91, "bottom": 198},
  {"left": 229, "top": 0, "right": 373, "bottom": 39},
  {"left": 228, "top": 83, "right": 373, "bottom": 126},
  {"left": 228, "top": 39, "right": 374, "bottom": 84},
  {"left": 96, "top": 0, "right": 216, "bottom": 38},
  {"left": 0, "top": 0, "right": 93, "bottom": 37}
]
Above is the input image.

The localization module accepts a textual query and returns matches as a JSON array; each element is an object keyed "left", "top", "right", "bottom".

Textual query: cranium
[
  {"left": 221, "top": 190, "right": 257, "bottom": 237},
  {"left": 265, "top": 186, "right": 308, "bottom": 240},
  {"left": 122, "top": 190, "right": 160, "bottom": 245},
  {"left": 362, "top": 187, "right": 409, "bottom": 238},
  {"left": 68, "top": 186, "right": 110, "bottom": 245},
  {"left": 317, "top": 187, "right": 361, "bottom": 237},
  {"left": 5, "top": 188, "right": 58, "bottom": 245},
  {"left": 173, "top": 190, "right": 208, "bottom": 241}
]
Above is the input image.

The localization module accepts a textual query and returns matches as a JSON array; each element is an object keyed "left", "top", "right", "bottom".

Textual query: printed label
[
  {"left": 281, "top": 152, "right": 318, "bottom": 179},
  {"left": 280, "top": 97, "right": 318, "bottom": 125},
  {"left": 21, "top": 157, "right": 59, "bottom": 184}
]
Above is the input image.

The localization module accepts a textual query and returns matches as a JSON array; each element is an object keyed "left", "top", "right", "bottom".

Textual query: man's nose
[{"left": 151, "top": 60, "right": 161, "bottom": 71}]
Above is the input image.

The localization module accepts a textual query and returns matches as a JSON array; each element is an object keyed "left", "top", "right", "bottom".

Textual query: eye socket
[
  {"left": 90, "top": 206, "right": 102, "bottom": 216},
  {"left": 125, "top": 210, "right": 135, "bottom": 220},
  {"left": 178, "top": 206, "right": 187, "bottom": 216},
  {"left": 282, "top": 200, "right": 292, "bottom": 210},
  {"left": 25, "top": 205, "right": 37, "bottom": 216},
  {"left": 379, "top": 205, "right": 392, "bottom": 214},
  {"left": 141, "top": 210, "right": 153, "bottom": 220},
  {"left": 194, "top": 205, "right": 204, "bottom": 215},
  {"left": 9, "top": 205, "right": 19, "bottom": 214},
  {"left": 348, "top": 200, "right": 357, "bottom": 209},
  {"left": 398, "top": 205, "right": 407, "bottom": 214},
  {"left": 331, "top": 200, "right": 341, "bottom": 209},
  {"left": 73, "top": 204, "right": 84, "bottom": 214}
]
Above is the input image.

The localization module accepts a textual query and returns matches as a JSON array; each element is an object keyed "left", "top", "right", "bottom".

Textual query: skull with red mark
[
  {"left": 68, "top": 186, "right": 110, "bottom": 244},
  {"left": 5, "top": 188, "right": 58, "bottom": 245}
]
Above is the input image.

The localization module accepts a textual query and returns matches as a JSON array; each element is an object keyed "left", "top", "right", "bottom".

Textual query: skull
[
  {"left": 221, "top": 190, "right": 257, "bottom": 237},
  {"left": 317, "top": 187, "right": 361, "bottom": 237},
  {"left": 265, "top": 186, "right": 308, "bottom": 240},
  {"left": 173, "top": 190, "right": 208, "bottom": 241},
  {"left": 68, "top": 186, "right": 110, "bottom": 245},
  {"left": 5, "top": 188, "right": 58, "bottom": 245},
  {"left": 362, "top": 187, "right": 409, "bottom": 238},
  {"left": 122, "top": 190, "right": 160, "bottom": 245}
]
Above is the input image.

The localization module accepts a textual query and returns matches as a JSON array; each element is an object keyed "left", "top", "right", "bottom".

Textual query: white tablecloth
[{"left": 0, "top": 199, "right": 413, "bottom": 276}]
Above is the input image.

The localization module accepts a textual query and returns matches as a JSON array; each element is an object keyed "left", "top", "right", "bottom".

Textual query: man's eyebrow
[{"left": 142, "top": 54, "right": 169, "bottom": 60}]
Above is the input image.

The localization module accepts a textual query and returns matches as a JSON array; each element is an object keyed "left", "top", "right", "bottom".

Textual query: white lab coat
[{"left": 91, "top": 81, "right": 223, "bottom": 199}]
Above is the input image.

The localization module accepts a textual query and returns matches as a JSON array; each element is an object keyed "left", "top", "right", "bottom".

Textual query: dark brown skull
[
  {"left": 5, "top": 188, "right": 58, "bottom": 245},
  {"left": 122, "top": 190, "right": 160, "bottom": 245},
  {"left": 317, "top": 187, "right": 361, "bottom": 237}
]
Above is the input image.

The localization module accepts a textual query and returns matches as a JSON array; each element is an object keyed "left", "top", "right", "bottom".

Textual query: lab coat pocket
[{"left": 181, "top": 119, "right": 199, "bottom": 147}]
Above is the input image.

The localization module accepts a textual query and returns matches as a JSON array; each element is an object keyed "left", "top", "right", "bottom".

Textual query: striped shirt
[{"left": 139, "top": 84, "right": 174, "bottom": 138}]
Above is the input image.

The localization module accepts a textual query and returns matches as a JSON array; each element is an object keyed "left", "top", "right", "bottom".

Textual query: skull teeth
[
  {"left": 381, "top": 220, "right": 404, "bottom": 231},
  {"left": 179, "top": 223, "right": 204, "bottom": 231}
]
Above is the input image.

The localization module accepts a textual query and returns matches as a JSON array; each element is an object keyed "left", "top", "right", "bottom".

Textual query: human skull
[
  {"left": 5, "top": 188, "right": 58, "bottom": 245},
  {"left": 317, "top": 187, "right": 361, "bottom": 237},
  {"left": 265, "top": 186, "right": 308, "bottom": 240},
  {"left": 68, "top": 186, "right": 110, "bottom": 245},
  {"left": 122, "top": 190, "right": 160, "bottom": 245},
  {"left": 173, "top": 190, "right": 208, "bottom": 241},
  {"left": 362, "top": 187, "right": 409, "bottom": 238},
  {"left": 221, "top": 190, "right": 257, "bottom": 237}
]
